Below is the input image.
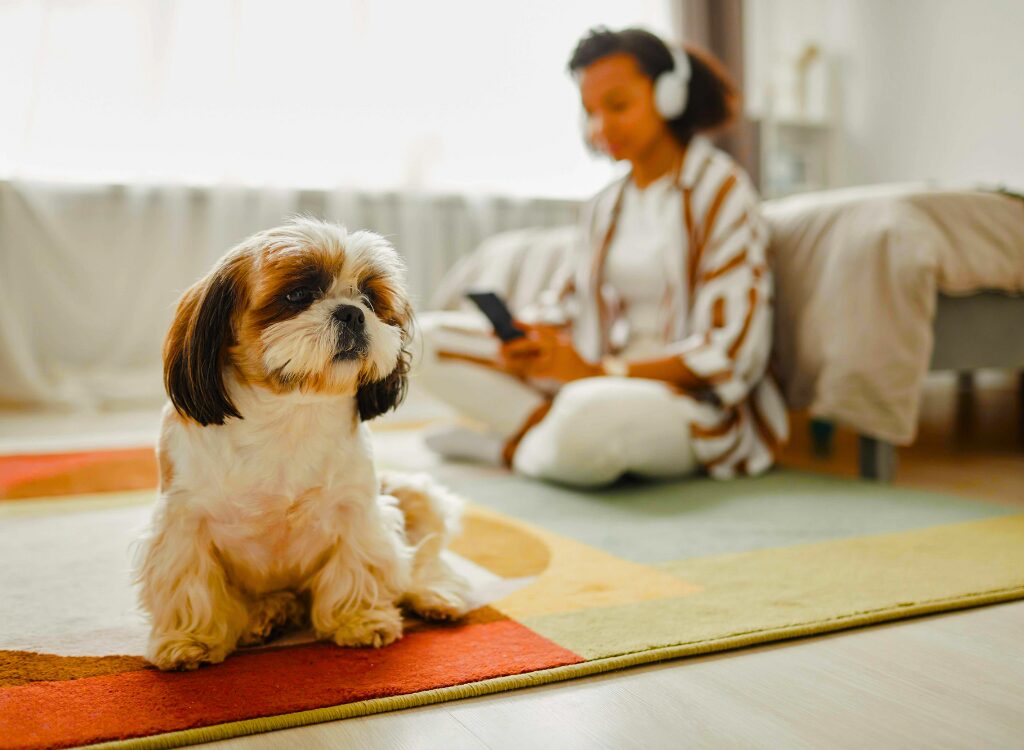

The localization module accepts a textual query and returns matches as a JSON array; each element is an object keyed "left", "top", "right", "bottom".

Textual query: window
[{"left": 0, "top": 0, "right": 673, "bottom": 198}]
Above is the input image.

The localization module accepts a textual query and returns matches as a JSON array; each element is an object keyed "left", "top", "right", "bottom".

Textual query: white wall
[{"left": 746, "top": 0, "right": 1024, "bottom": 189}]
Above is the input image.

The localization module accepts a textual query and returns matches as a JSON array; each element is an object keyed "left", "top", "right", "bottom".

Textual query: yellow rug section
[
  {"left": 452, "top": 505, "right": 701, "bottom": 619},
  {"left": 522, "top": 514, "right": 1024, "bottom": 659},
  {"left": 0, "top": 488, "right": 153, "bottom": 519}
]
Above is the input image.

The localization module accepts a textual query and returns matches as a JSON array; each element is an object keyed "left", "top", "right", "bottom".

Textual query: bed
[{"left": 764, "top": 185, "right": 1024, "bottom": 479}]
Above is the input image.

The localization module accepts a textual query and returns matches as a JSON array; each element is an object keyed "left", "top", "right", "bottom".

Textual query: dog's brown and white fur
[{"left": 135, "top": 218, "right": 469, "bottom": 671}]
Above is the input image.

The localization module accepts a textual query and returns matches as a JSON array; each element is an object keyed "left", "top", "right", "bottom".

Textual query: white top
[{"left": 603, "top": 171, "right": 684, "bottom": 358}]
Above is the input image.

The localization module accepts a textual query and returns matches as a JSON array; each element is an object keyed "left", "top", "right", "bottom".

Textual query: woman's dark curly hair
[{"left": 568, "top": 27, "right": 739, "bottom": 147}]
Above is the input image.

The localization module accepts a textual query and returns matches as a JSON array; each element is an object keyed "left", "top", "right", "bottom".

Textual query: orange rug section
[
  {"left": 0, "top": 620, "right": 582, "bottom": 750},
  {"left": 0, "top": 651, "right": 149, "bottom": 688},
  {"left": 0, "top": 448, "right": 157, "bottom": 499}
]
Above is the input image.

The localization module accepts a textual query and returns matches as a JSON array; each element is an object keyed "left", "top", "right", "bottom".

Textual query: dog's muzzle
[{"left": 332, "top": 304, "right": 369, "bottom": 360}]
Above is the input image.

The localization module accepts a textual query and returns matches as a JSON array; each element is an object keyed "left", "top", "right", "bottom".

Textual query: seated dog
[{"left": 135, "top": 218, "right": 469, "bottom": 671}]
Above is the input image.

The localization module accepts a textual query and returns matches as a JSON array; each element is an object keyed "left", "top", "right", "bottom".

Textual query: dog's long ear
[
  {"left": 356, "top": 336, "right": 410, "bottom": 422},
  {"left": 164, "top": 256, "right": 247, "bottom": 426}
]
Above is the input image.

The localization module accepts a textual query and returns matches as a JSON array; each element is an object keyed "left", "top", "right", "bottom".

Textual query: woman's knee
[
  {"left": 410, "top": 311, "right": 470, "bottom": 383},
  {"left": 512, "top": 377, "right": 696, "bottom": 487},
  {"left": 409, "top": 312, "right": 443, "bottom": 373},
  {"left": 410, "top": 311, "right": 491, "bottom": 373},
  {"left": 547, "top": 378, "right": 622, "bottom": 420},
  {"left": 513, "top": 380, "right": 629, "bottom": 487},
  {"left": 513, "top": 435, "right": 624, "bottom": 487}
]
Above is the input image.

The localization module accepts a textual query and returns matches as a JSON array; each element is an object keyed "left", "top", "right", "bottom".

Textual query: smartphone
[{"left": 466, "top": 291, "right": 526, "bottom": 342}]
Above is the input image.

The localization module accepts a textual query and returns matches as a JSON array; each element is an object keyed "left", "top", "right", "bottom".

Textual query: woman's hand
[{"left": 500, "top": 324, "right": 601, "bottom": 382}]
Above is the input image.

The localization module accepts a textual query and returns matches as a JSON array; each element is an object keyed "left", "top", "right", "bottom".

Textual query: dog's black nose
[{"left": 333, "top": 304, "right": 365, "bottom": 328}]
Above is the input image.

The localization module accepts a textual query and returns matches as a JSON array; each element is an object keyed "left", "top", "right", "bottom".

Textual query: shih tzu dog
[{"left": 135, "top": 218, "right": 469, "bottom": 671}]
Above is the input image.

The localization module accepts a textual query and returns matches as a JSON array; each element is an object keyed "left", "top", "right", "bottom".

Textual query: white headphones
[{"left": 654, "top": 47, "right": 691, "bottom": 120}]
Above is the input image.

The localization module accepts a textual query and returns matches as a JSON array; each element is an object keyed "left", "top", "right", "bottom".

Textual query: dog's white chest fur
[{"left": 161, "top": 389, "right": 376, "bottom": 594}]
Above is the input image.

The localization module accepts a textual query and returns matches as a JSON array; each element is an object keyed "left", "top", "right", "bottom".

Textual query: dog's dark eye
[
  {"left": 360, "top": 288, "right": 379, "bottom": 311},
  {"left": 285, "top": 288, "right": 313, "bottom": 305},
  {"left": 359, "top": 279, "right": 382, "bottom": 311}
]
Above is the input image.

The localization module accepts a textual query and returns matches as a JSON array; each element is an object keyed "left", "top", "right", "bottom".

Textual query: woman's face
[{"left": 579, "top": 53, "right": 669, "bottom": 164}]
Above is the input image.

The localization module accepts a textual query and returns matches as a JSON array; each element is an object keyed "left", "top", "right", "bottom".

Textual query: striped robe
[{"left": 560, "top": 136, "right": 789, "bottom": 478}]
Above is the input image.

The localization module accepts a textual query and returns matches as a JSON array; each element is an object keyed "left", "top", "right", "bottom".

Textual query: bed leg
[
  {"left": 859, "top": 436, "right": 897, "bottom": 482},
  {"left": 954, "top": 370, "right": 976, "bottom": 444},
  {"left": 809, "top": 419, "right": 835, "bottom": 458},
  {"left": 1018, "top": 371, "right": 1024, "bottom": 448}
]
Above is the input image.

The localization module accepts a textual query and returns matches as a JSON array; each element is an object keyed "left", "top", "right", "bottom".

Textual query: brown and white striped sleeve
[{"left": 665, "top": 161, "right": 774, "bottom": 407}]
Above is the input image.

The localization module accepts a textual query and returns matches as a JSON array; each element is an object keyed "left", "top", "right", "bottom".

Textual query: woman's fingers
[
  {"left": 499, "top": 337, "right": 543, "bottom": 378},
  {"left": 498, "top": 324, "right": 577, "bottom": 378},
  {"left": 502, "top": 338, "right": 542, "bottom": 359}
]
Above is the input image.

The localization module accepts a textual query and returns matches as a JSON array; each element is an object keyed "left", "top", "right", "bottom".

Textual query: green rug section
[
  {"left": 521, "top": 514, "right": 1024, "bottom": 659},
  {"left": 443, "top": 469, "right": 1015, "bottom": 563}
]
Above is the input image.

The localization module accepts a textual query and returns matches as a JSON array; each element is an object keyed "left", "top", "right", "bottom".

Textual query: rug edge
[{"left": 81, "top": 585, "right": 1024, "bottom": 750}]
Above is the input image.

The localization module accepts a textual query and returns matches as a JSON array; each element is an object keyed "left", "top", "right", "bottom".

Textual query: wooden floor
[
  {"left": 202, "top": 371, "right": 1024, "bottom": 750},
  {"left": 781, "top": 370, "right": 1024, "bottom": 506},
  {"left": 207, "top": 601, "right": 1024, "bottom": 750}
]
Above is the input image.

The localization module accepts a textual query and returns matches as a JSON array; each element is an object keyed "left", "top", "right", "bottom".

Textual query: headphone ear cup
[
  {"left": 653, "top": 48, "right": 691, "bottom": 121},
  {"left": 654, "top": 76, "right": 685, "bottom": 120}
]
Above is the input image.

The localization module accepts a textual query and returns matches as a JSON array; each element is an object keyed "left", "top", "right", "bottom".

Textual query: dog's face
[{"left": 164, "top": 219, "right": 412, "bottom": 425}]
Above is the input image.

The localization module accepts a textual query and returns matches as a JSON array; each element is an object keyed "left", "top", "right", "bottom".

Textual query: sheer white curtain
[
  {"left": 0, "top": 0, "right": 673, "bottom": 197},
  {"left": 0, "top": 181, "right": 585, "bottom": 409},
  {"left": 0, "top": 1, "right": 675, "bottom": 410}
]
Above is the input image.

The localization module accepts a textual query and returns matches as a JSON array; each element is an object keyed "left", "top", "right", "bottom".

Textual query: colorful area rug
[{"left": 2, "top": 448, "right": 1023, "bottom": 749}]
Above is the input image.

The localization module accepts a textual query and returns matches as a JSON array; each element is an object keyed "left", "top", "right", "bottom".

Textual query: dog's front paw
[
  {"left": 328, "top": 606, "right": 404, "bottom": 648},
  {"left": 238, "top": 591, "right": 306, "bottom": 647},
  {"left": 147, "top": 635, "right": 229, "bottom": 671}
]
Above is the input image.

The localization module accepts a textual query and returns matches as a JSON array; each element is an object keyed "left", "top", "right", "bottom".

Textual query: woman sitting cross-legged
[{"left": 416, "top": 27, "right": 788, "bottom": 487}]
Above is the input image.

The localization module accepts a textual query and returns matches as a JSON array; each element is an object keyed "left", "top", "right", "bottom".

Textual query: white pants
[{"left": 414, "top": 311, "right": 700, "bottom": 487}]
